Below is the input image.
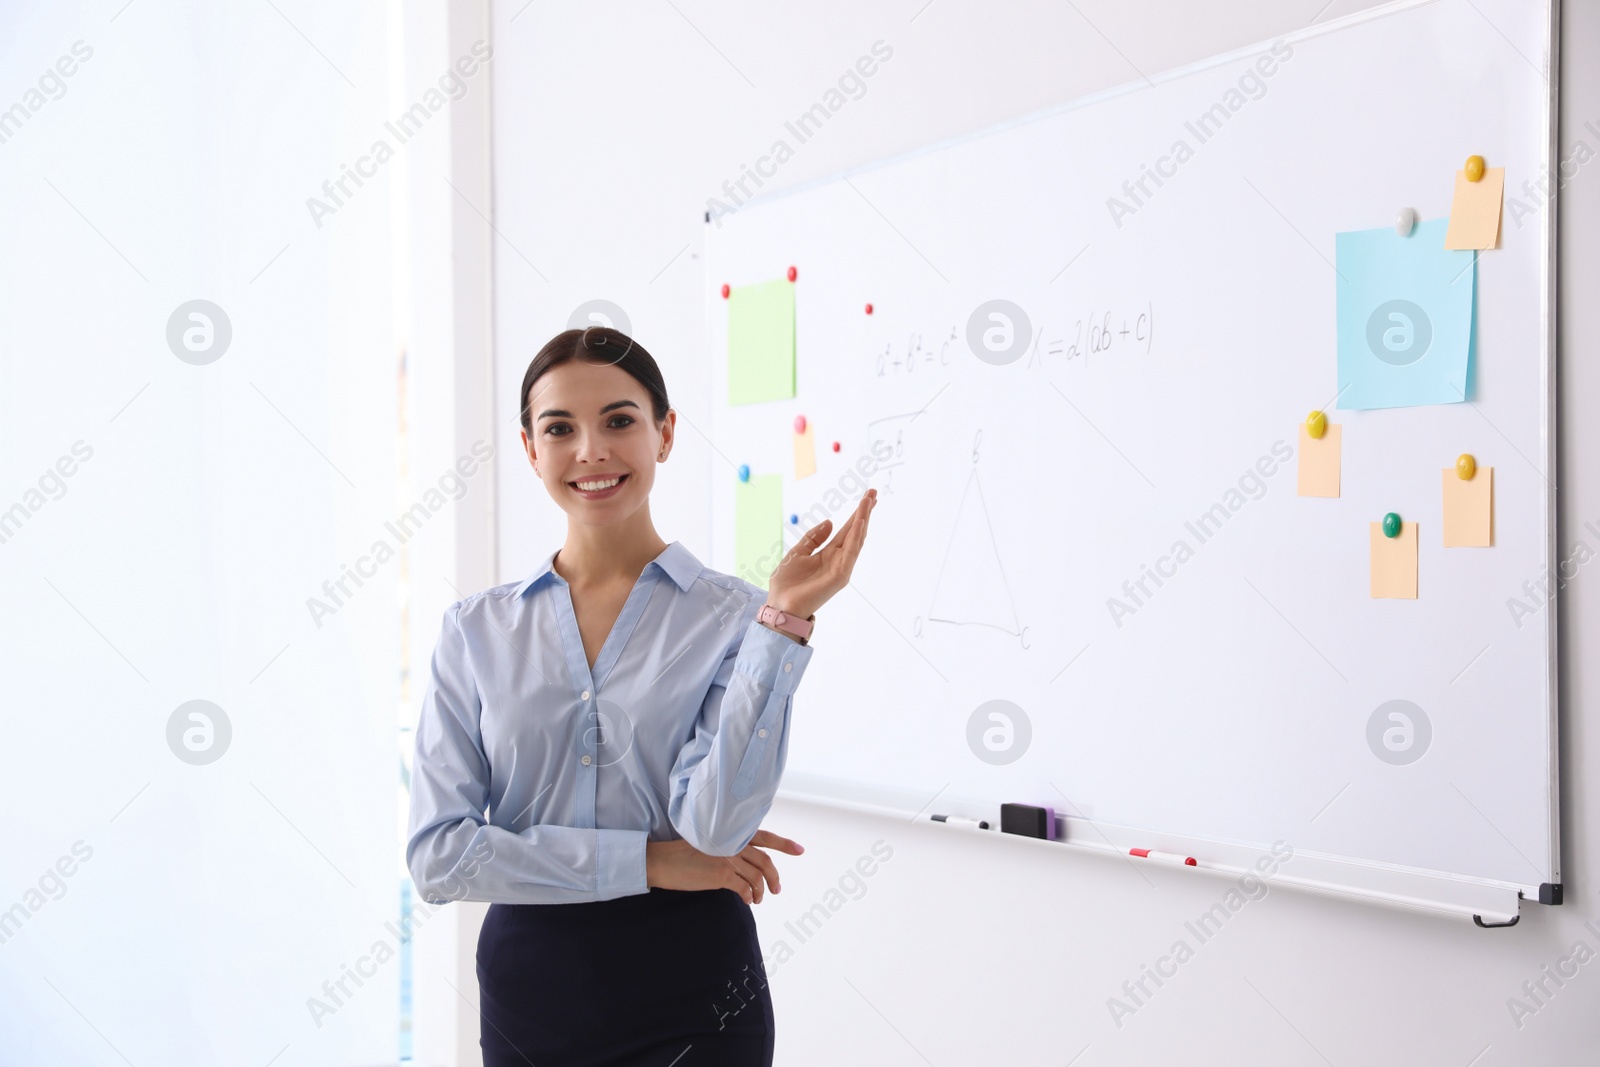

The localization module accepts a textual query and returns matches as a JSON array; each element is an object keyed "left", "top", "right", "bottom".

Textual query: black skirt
[{"left": 476, "top": 887, "right": 774, "bottom": 1067}]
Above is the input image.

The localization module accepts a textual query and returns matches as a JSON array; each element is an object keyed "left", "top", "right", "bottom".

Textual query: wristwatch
[{"left": 758, "top": 604, "right": 815, "bottom": 645}]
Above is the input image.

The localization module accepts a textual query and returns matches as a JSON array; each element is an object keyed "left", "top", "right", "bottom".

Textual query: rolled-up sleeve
[
  {"left": 406, "top": 603, "right": 648, "bottom": 904},
  {"left": 667, "top": 596, "right": 814, "bottom": 856}
]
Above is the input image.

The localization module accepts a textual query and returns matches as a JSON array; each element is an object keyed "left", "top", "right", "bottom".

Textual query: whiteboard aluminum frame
[{"left": 1538, "top": 0, "right": 1563, "bottom": 902}]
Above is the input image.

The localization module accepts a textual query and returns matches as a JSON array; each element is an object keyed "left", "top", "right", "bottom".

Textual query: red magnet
[
  {"left": 831, "top": 441, "right": 840, "bottom": 452},
  {"left": 794, "top": 415, "right": 807, "bottom": 433},
  {"left": 786, "top": 266, "right": 797, "bottom": 282},
  {"left": 865, "top": 303, "right": 873, "bottom": 315},
  {"left": 720, "top": 283, "right": 730, "bottom": 299}
]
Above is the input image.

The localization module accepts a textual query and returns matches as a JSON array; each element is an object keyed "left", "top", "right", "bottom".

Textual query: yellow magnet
[
  {"left": 1305, "top": 410, "right": 1327, "bottom": 440},
  {"left": 1465, "top": 154, "right": 1486, "bottom": 182},
  {"left": 1456, "top": 453, "right": 1476, "bottom": 480}
]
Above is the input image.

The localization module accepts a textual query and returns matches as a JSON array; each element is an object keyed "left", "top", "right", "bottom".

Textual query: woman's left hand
[
  {"left": 730, "top": 829, "right": 804, "bottom": 903},
  {"left": 765, "top": 488, "right": 877, "bottom": 619}
]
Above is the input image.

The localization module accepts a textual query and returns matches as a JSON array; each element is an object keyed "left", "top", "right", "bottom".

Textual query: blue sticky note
[{"left": 1335, "top": 218, "right": 1475, "bottom": 410}]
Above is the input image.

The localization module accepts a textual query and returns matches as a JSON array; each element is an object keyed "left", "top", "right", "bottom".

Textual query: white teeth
[{"left": 574, "top": 477, "right": 622, "bottom": 492}]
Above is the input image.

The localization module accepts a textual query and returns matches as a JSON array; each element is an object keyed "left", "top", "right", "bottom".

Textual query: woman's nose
[{"left": 573, "top": 430, "right": 608, "bottom": 462}]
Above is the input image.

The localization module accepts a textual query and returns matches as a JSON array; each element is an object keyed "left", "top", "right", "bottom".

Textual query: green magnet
[{"left": 1382, "top": 512, "right": 1402, "bottom": 538}]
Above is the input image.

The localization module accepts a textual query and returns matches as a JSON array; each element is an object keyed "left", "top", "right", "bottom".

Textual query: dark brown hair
[{"left": 519, "top": 327, "right": 671, "bottom": 437}]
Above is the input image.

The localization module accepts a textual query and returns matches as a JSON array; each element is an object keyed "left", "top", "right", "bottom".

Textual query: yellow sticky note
[
  {"left": 1370, "top": 521, "right": 1418, "bottom": 599},
  {"left": 1442, "top": 466, "right": 1493, "bottom": 547},
  {"left": 735, "top": 474, "right": 783, "bottom": 588},
  {"left": 727, "top": 280, "right": 797, "bottom": 405},
  {"left": 1444, "top": 167, "right": 1504, "bottom": 250},
  {"left": 793, "top": 423, "right": 816, "bottom": 479},
  {"left": 1297, "top": 423, "right": 1341, "bottom": 497}
]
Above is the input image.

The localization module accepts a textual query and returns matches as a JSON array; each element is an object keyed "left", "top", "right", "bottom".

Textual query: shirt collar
[{"left": 515, "top": 540, "right": 703, "bottom": 599}]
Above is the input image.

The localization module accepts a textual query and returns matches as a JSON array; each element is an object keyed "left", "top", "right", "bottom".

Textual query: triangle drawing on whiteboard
[{"left": 927, "top": 469, "right": 1021, "bottom": 635}]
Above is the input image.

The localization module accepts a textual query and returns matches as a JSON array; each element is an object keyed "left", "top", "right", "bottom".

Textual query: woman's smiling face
[{"left": 521, "top": 358, "right": 674, "bottom": 522}]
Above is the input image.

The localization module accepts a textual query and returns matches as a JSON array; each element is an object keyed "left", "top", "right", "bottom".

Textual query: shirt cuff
[
  {"left": 735, "top": 617, "right": 814, "bottom": 694},
  {"left": 595, "top": 828, "right": 649, "bottom": 899}
]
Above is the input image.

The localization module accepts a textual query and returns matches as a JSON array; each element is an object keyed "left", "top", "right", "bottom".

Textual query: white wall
[{"left": 485, "top": 1, "right": 1600, "bottom": 1063}]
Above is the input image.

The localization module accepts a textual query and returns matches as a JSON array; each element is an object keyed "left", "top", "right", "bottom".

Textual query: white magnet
[{"left": 1395, "top": 207, "right": 1416, "bottom": 236}]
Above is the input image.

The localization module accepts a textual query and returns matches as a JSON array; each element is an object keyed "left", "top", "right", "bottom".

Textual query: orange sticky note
[
  {"left": 1444, "top": 167, "right": 1504, "bottom": 250},
  {"left": 1370, "top": 521, "right": 1418, "bottom": 599},
  {"left": 793, "top": 422, "right": 816, "bottom": 479},
  {"left": 1442, "top": 466, "right": 1493, "bottom": 546},
  {"left": 1297, "top": 423, "right": 1341, "bottom": 497}
]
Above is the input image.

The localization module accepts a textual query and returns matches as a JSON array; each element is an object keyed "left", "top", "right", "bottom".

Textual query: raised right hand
[{"left": 645, "top": 830, "right": 804, "bottom": 904}]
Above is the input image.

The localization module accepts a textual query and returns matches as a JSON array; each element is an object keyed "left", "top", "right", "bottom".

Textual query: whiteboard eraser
[{"left": 1000, "top": 803, "right": 1056, "bottom": 840}]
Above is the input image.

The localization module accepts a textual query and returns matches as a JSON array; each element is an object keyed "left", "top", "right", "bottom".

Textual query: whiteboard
[{"left": 707, "top": 0, "right": 1558, "bottom": 918}]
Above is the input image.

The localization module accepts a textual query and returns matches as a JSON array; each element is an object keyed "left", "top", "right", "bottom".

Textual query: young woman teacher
[{"left": 406, "top": 326, "right": 877, "bottom": 1066}]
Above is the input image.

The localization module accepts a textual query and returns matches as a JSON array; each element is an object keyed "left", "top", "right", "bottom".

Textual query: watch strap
[{"left": 758, "top": 604, "right": 814, "bottom": 643}]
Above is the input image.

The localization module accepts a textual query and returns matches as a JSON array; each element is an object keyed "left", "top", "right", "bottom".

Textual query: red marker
[{"left": 1130, "top": 848, "right": 1196, "bottom": 867}]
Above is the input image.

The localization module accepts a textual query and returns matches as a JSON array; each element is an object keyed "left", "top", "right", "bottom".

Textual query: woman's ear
[
  {"left": 520, "top": 429, "right": 539, "bottom": 476},
  {"left": 657, "top": 410, "right": 676, "bottom": 461}
]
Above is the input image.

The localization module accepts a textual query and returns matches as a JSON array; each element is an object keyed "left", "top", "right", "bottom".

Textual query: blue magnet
[{"left": 737, "top": 464, "right": 749, "bottom": 482}]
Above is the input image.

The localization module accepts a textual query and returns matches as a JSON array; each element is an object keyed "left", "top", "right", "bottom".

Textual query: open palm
[{"left": 765, "top": 488, "right": 877, "bottom": 619}]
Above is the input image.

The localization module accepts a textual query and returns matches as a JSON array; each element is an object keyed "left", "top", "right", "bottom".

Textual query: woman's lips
[{"left": 568, "top": 473, "right": 629, "bottom": 500}]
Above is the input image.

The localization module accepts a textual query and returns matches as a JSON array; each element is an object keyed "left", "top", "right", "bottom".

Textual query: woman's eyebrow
[{"left": 537, "top": 399, "right": 641, "bottom": 420}]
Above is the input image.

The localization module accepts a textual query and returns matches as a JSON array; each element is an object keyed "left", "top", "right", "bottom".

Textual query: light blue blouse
[{"left": 405, "top": 541, "right": 814, "bottom": 906}]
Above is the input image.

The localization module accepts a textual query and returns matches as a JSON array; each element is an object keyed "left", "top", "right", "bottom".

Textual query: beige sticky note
[
  {"left": 1444, "top": 167, "right": 1504, "bottom": 250},
  {"left": 793, "top": 423, "right": 816, "bottom": 479},
  {"left": 1370, "top": 521, "right": 1418, "bottom": 599},
  {"left": 1442, "top": 466, "right": 1493, "bottom": 547},
  {"left": 1297, "top": 423, "right": 1341, "bottom": 497}
]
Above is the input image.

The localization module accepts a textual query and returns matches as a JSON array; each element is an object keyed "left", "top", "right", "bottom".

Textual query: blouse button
[
  {"left": 783, "top": 663, "right": 793, "bottom": 673},
  {"left": 581, "top": 689, "right": 591, "bottom": 701},
  {"left": 758, "top": 728, "right": 768, "bottom": 738},
  {"left": 581, "top": 754, "right": 592, "bottom": 766}
]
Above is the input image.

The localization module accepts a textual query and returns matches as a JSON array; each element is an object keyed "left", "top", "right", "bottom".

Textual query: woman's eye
[{"left": 544, "top": 418, "right": 630, "bottom": 436}]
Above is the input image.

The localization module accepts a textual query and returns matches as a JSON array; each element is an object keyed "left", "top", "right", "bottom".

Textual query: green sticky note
[
  {"left": 735, "top": 474, "right": 784, "bottom": 589},
  {"left": 727, "top": 279, "right": 796, "bottom": 405}
]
